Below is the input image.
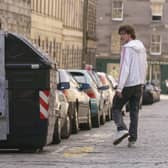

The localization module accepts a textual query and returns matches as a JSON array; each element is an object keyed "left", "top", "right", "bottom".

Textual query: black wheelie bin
[{"left": 0, "top": 31, "right": 57, "bottom": 151}]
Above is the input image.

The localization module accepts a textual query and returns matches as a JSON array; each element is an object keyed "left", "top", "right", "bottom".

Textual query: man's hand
[{"left": 115, "top": 91, "right": 122, "bottom": 98}]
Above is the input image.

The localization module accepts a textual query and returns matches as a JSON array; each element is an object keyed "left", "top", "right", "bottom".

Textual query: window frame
[
  {"left": 112, "top": 0, "right": 124, "bottom": 21},
  {"left": 151, "top": 2, "right": 163, "bottom": 22},
  {"left": 150, "top": 34, "right": 162, "bottom": 55}
]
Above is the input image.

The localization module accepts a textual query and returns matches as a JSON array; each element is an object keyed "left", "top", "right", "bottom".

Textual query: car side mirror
[
  {"left": 57, "top": 82, "right": 70, "bottom": 90},
  {"left": 98, "top": 85, "right": 109, "bottom": 90},
  {"left": 79, "top": 83, "right": 91, "bottom": 90}
]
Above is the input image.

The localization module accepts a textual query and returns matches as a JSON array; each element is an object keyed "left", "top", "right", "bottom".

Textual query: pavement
[{"left": 0, "top": 95, "right": 168, "bottom": 168}]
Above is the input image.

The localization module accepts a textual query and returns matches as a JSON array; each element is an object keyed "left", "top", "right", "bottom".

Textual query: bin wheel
[
  {"left": 19, "top": 147, "right": 43, "bottom": 153},
  {"left": 52, "top": 118, "right": 61, "bottom": 144},
  {"left": 61, "top": 114, "right": 71, "bottom": 139}
]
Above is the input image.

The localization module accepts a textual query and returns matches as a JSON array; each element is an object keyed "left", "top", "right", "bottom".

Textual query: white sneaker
[
  {"left": 128, "top": 141, "right": 136, "bottom": 148},
  {"left": 113, "top": 130, "right": 129, "bottom": 145}
]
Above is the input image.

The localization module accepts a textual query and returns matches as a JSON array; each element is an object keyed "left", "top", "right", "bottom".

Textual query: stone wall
[{"left": 0, "top": 0, "right": 31, "bottom": 37}]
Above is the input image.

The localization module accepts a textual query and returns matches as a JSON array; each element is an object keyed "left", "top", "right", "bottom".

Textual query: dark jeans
[{"left": 112, "top": 85, "right": 142, "bottom": 142}]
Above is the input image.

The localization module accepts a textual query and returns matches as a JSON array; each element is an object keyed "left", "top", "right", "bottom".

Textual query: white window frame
[
  {"left": 112, "top": 0, "right": 124, "bottom": 21},
  {"left": 151, "top": 2, "right": 163, "bottom": 21},
  {"left": 150, "top": 34, "right": 162, "bottom": 55}
]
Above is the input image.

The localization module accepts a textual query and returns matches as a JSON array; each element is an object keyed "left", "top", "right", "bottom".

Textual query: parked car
[
  {"left": 142, "top": 82, "right": 161, "bottom": 105},
  {"left": 107, "top": 74, "right": 118, "bottom": 89},
  {"left": 52, "top": 79, "right": 70, "bottom": 144},
  {"left": 97, "top": 72, "right": 115, "bottom": 121},
  {"left": 55, "top": 90, "right": 71, "bottom": 139},
  {"left": 67, "top": 69, "right": 103, "bottom": 128},
  {"left": 85, "top": 68, "right": 106, "bottom": 124},
  {"left": 57, "top": 69, "right": 92, "bottom": 132}
]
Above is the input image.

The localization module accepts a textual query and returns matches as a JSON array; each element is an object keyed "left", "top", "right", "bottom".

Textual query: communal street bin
[{"left": 0, "top": 31, "right": 57, "bottom": 151}]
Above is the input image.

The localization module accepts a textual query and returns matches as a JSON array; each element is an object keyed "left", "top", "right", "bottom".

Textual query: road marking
[{"left": 63, "top": 146, "right": 94, "bottom": 158}]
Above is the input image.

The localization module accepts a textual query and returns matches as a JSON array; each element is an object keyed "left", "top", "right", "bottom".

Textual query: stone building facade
[
  {"left": 85, "top": 0, "right": 97, "bottom": 67},
  {"left": 0, "top": 0, "right": 97, "bottom": 69},
  {"left": 31, "top": 0, "right": 84, "bottom": 69},
  {"left": 0, "top": 0, "right": 31, "bottom": 37},
  {"left": 96, "top": 0, "right": 168, "bottom": 93}
]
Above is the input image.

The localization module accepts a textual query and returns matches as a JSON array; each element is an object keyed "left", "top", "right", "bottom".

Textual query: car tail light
[
  {"left": 63, "top": 90, "right": 68, "bottom": 97},
  {"left": 86, "top": 90, "right": 96, "bottom": 98}
]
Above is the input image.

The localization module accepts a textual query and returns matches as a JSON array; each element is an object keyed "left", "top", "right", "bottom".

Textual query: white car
[
  {"left": 57, "top": 69, "right": 92, "bottom": 132},
  {"left": 55, "top": 90, "right": 71, "bottom": 139},
  {"left": 97, "top": 72, "right": 115, "bottom": 121}
]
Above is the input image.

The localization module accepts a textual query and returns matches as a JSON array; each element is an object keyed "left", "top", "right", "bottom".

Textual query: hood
[{"left": 123, "top": 40, "right": 146, "bottom": 52}]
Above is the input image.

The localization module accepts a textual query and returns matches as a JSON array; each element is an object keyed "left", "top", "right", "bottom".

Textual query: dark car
[{"left": 142, "top": 82, "right": 161, "bottom": 105}]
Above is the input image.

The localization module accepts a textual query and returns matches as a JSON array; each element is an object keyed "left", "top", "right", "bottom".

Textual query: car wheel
[
  {"left": 61, "top": 114, "right": 71, "bottom": 139},
  {"left": 87, "top": 109, "right": 92, "bottom": 130},
  {"left": 100, "top": 110, "right": 106, "bottom": 125},
  {"left": 81, "top": 108, "right": 92, "bottom": 130},
  {"left": 106, "top": 105, "right": 112, "bottom": 121},
  {"left": 71, "top": 107, "right": 79, "bottom": 134},
  {"left": 92, "top": 111, "right": 100, "bottom": 128},
  {"left": 52, "top": 118, "right": 61, "bottom": 144}
]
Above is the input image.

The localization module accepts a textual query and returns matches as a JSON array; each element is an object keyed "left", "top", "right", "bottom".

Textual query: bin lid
[{"left": 5, "top": 32, "right": 56, "bottom": 69}]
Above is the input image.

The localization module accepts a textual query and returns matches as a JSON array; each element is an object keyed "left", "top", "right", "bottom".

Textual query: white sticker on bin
[{"left": 31, "top": 64, "right": 40, "bottom": 69}]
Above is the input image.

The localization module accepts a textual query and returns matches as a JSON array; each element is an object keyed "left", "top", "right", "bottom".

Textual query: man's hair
[{"left": 118, "top": 25, "right": 136, "bottom": 39}]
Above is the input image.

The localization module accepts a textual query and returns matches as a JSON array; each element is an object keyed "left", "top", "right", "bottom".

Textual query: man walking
[{"left": 112, "top": 25, "right": 147, "bottom": 147}]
